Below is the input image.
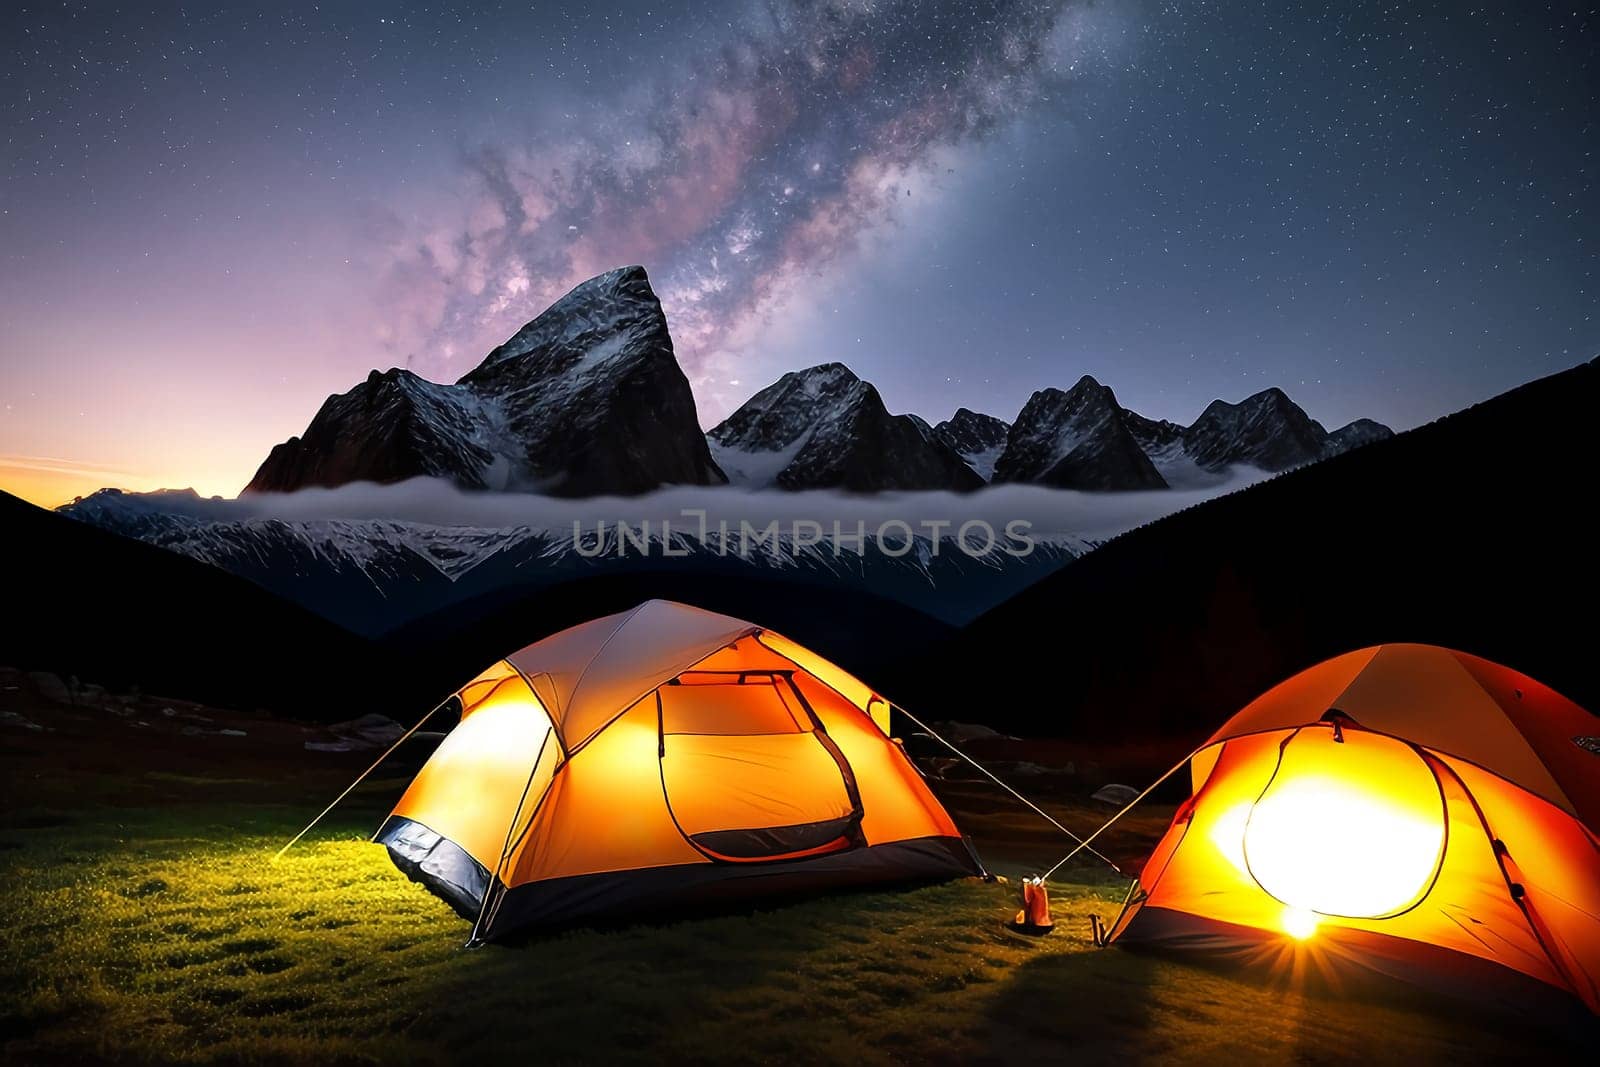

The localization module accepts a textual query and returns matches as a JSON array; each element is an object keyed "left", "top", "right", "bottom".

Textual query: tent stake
[{"left": 272, "top": 699, "right": 453, "bottom": 863}]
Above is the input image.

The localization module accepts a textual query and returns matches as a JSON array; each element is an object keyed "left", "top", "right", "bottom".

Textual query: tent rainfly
[
  {"left": 375, "top": 600, "right": 985, "bottom": 941},
  {"left": 1106, "top": 644, "right": 1600, "bottom": 1017}
]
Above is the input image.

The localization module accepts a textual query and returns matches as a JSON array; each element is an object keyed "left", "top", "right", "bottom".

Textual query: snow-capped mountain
[
  {"left": 237, "top": 258, "right": 1389, "bottom": 498},
  {"left": 1179, "top": 388, "right": 1395, "bottom": 472},
  {"left": 707, "top": 363, "right": 983, "bottom": 492},
  {"left": 992, "top": 377, "right": 1169, "bottom": 491},
  {"left": 58, "top": 488, "right": 1083, "bottom": 636},
  {"left": 708, "top": 368, "right": 1390, "bottom": 492},
  {"left": 246, "top": 368, "right": 500, "bottom": 491},
  {"left": 1180, "top": 387, "right": 1331, "bottom": 472},
  {"left": 933, "top": 409, "right": 1011, "bottom": 482},
  {"left": 246, "top": 266, "right": 725, "bottom": 497},
  {"left": 984, "top": 379, "right": 1394, "bottom": 491}
]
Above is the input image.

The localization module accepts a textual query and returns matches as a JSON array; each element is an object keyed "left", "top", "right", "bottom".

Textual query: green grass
[
  {"left": 0, "top": 687, "right": 1589, "bottom": 1064},
  {"left": 2, "top": 786, "right": 1585, "bottom": 1064}
]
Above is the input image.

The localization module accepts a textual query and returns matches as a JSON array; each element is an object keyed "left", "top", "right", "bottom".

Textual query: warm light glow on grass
[{"left": 0, "top": 792, "right": 1140, "bottom": 1063}]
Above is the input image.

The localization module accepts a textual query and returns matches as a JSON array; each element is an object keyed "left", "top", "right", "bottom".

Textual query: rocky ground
[{"left": 0, "top": 667, "right": 428, "bottom": 764}]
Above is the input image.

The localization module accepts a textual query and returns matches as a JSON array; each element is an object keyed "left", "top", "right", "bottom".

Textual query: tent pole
[
  {"left": 271, "top": 698, "right": 453, "bottom": 863},
  {"left": 467, "top": 724, "right": 556, "bottom": 946},
  {"left": 1038, "top": 744, "right": 1206, "bottom": 883},
  {"left": 1097, "top": 880, "right": 1143, "bottom": 946}
]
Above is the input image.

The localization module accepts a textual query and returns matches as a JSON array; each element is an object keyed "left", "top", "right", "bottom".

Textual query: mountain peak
[
  {"left": 779, "top": 362, "right": 868, "bottom": 395},
  {"left": 792, "top": 361, "right": 857, "bottom": 380},
  {"left": 1039, "top": 374, "right": 1121, "bottom": 410},
  {"left": 1184, "top": 387, "right": 1330, "bottom": 472},
  {"left": 994, "top": 381, "right": 1167, "bottom": 491},
  {"left": 247, "top": 265, "right": 724, "bottom": 496},
  {"left": 1197, "top": 386, "right": 1297, "bottom": 420},
  {"left": 939, "top": 408, "right": 1009, "bottom": 434},
  {"left": 460, "top": 265, "right": 669, "bottom": 390},
  {"left": 709, "top": 364, "right": 981, "bottom": 492},
  {"left": 1325, "top": 417, "right": 1395, "bottom": 456},
  {"left": 363, "top": 366, "right": 436, "bottom": 393}
]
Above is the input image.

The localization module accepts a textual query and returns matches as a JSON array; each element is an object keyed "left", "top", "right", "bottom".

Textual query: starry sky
[{"left": 1, "top": 1, "right": 1595, "bottom": 504}]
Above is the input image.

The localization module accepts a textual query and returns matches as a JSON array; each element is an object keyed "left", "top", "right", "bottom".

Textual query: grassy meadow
[{"left": 0, "top": 672, "right": 1587, "bottom": 1064}]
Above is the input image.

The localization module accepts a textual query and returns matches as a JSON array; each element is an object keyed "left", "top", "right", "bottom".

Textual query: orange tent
[
  {"left": 375, "top": 600, "right": 984, "bottom": 940},
  {"left": 1107, "top": 644, "right": 1600, "bottom": 1015}
]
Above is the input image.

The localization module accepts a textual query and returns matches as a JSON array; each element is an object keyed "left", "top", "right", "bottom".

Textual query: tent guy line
[
  {"left": 1037, "top": 748, "right": 1205, "bottom": 883},
  {"left": 887, "top": 700, "right": 1124, "bottom": 876},
  {"left": 272, "top": 696, "right": 457, "bottom": 864}
]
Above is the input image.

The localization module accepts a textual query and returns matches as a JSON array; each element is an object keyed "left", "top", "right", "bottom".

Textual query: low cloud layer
[
  {"left": 146, "top": 468, "right": 1269, "bottom": 545},
  {"left": 371, "top": 0, "right": 1096, "bottom": 393}
]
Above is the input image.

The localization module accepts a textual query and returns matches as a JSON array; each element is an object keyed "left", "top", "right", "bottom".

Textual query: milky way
[{"left": 378, "top": 0, "right": 1094, "bottom": 382}]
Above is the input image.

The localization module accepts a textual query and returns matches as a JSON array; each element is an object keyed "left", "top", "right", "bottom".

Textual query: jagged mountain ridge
[
  {"left": 715, "top": 368, "right": 1392, "bottom": 493},
  {"left": 239, "top": 260, "right": 1391, "bottom": 497},
  {"left": 246, "top": 266, "right": 725, "bottom": 497},
  {"left": 706, "top": 363, "right": 983, "bottom": 492},
  {"left": 981, "top": 377, "right": 1393, "bottom": 491}
]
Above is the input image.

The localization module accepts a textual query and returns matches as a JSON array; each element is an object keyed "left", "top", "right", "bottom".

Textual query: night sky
[{"left": 2, "top": 1, "right": 1595, "bottom": 503}]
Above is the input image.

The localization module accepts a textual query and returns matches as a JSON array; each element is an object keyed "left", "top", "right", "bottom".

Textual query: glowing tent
[
  {"left": 1106, "top": 644, "right": 1600, "bottom": 1015},
  {"left": 375, "top": 600, "right": 984, "bottom": 941}
]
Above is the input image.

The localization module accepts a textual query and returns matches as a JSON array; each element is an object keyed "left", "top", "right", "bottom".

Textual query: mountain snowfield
[{"left": 58, "top": 475, "right": 1265, "bottom": 636}]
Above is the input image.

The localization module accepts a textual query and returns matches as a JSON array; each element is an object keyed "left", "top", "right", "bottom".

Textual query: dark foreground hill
[
  {"left": 5, "top": 486, "right": 952, "bottom": 722},
  {"left": 882, "top": 357, "right": 1600, "bottom": 746},
  {"left": 0, "top": 489, "right": 400, "bottom": 717}
]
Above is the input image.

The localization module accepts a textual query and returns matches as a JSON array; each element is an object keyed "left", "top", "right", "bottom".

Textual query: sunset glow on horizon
[{"left": 0, "top": 458, "right": 239, "bottom": 510}]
